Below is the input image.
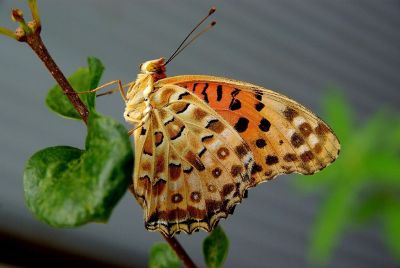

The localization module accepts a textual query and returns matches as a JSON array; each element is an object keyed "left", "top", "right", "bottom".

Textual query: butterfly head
[{"left": 139, "top": 58, "right": 166, "bottom": 81}]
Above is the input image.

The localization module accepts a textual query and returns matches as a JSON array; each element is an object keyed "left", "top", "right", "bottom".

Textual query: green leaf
[
  {"left": 87, "top": 57, "right": 104, "bottom": 110},
  {"left": 149, "top": 243, "right": 180, "bottom": 268},
  {"left": 203, "top": 226, "right": 229, "bottom": 268},
  {"left": 23, "top": 112, "right": 133, "bottom": 227},
  {"left": 45, "top": 57, "right": 104, "bottom": 119},
  {"left": 383, "top": 200, "right": 400, "bottom": 262}
]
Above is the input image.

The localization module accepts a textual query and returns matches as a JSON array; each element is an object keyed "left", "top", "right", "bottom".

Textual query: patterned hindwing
[
  {"left": 156, "top": 75, "right": 340, "bottom": 185},
  {"left": 131, "top": 85, "right": 255, "bottom": 237}
]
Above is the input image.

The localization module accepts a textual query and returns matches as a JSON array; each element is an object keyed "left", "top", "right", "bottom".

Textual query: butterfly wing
[
  {"left": 130, "top": 84, "right": 255, "bottom": 236},
  {"left": 155, "top": 75, "right": 340, "bottom": 186}
]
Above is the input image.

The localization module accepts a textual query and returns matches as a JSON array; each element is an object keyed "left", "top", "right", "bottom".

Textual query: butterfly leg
[
  {"left": 77, "top": 80, "right": 134, "bottom": 101},
  {"left": 127, "top": 121, "right": 145, "bottom": 136}
]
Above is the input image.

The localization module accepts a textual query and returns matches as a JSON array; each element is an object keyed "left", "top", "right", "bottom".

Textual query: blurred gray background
[{"left": 0, "top": 0, "right": 399, "bottom": 267}]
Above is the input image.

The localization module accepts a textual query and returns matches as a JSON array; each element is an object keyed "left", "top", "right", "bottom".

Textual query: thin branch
[
  {"left": 25, "top": 33, "right": 89, "bottom": 123},
  {"left": 162, "top": 234, "right": 197, "bottom": 268},
  {"left": 6, "top": 5, "right": 89, "bottom": 123}
]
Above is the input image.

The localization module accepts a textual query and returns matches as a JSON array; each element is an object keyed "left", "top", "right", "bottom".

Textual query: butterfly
[{"left": 92, "top": 7, "right": 340, "bottom": 237}]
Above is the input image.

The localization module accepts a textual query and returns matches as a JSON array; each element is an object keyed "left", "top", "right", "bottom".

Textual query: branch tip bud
[{"left": 11, "top": 9, "right": 24, "bottom": 22}]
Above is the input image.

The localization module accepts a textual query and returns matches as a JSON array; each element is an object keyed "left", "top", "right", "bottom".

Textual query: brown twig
[
  {"left": 162, "top": 234, "right": 198, "bottom": 268},
  {"left": 25, "top": 33, "right": 89, "bottom": 123},
  {"left": 9, "top": 7, "right": 89, "bottom": 123}
]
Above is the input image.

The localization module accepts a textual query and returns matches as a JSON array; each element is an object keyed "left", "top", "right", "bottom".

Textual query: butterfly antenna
[
  {"left": 166, "top": 21, "right": 216, "bottom": 64},
  {"left": 165, "top": 6, "right": 216, "bottom": 65}
]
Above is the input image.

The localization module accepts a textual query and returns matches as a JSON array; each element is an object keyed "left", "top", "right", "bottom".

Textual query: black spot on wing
[
  {"left": 140, "top": 128, "right": 147, "bottom": 135},
  {"left": 229, "top": 99, "right": 241, "bottom": 110},
  {"left": 201, "top": 134, "right": 214, "bottom": 142},
  {"left": 266, "top": 155, "right": 279, "bottom": 165},
  {"left": 143, "top": 149, "right": 152, "bottom": 156},
  {"left": 259, "top": 118, "right": 271, "bottom": 132},
  {"left": 234, "top": 117, "right": 249, "bottom": 133},
  {"left": 198, "top": 147, "right": 207, "bottom": 158},
  {"left": 178, "top": 92, "right": 190, "bottom": 99},
  {"left": 192, "top": 83, "right": 198, "bottom": 93},
  {"left": 254, "top": 91, "right": 263, "bottom": 100},
  {"left": 232, "top": 88, "right": 240, "bottom": 97},
  {"left": 170, "top": 125, "right": 185, "bottom": 140},
  {"left": 205, "top": 119, "right": 219, "bottom": 128},
  {"left": 164, "top": 117, "right": 174, "bottom": 126},
  {"left": 216, "top": 85, "right": 223, "bottom": 101},
  {"left": 255, "top": 102, "right": 265, "bottom": 111},
  {"left": 255, "top": 138, "right": 267, "bottom": 148},
  {"left": 228, "top": 88, "right": 242, "bottom": 110},
  {"left": 251, "top": 163, "right": 263, "bottom": 174},
  {"left": 183, "top": 166, "right": 193, "bottom": 174},
  {"left": 201, "top": 83, "right": 209, "bottom": 103}
]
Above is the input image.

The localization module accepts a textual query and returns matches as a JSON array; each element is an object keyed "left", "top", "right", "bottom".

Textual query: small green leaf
[
  {"left": 87, "top": 57, "right": 104, "bottom": 110},
  {"left": 149, "top": 243, "right": 180, "bottom": 268},
  {"left": 23, "top": 112, "right": 133, "bottom": 227},
  {"left": 45, "top": 57, "right": 104, "bottom": 119},
  {"left": 203, "top": 226, "right": 229, "bottom": 268}
]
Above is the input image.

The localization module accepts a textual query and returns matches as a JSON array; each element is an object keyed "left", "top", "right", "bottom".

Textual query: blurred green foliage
[{"left": 295, "top": 90, "right": 400, "bottom": 265}]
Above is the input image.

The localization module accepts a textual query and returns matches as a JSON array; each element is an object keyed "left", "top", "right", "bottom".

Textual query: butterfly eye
[{"left": 139, "top": 63, "right": 143, "bottom": 70}]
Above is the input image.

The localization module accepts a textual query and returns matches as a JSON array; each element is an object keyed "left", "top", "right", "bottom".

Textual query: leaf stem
[
  {"left": 27, "top": 0, "right": 41, "bottom": 26},
  {"left": 162, "top": 234, "right": 198, "bottom": 268},
  {"left": 0, "top": 26, "right": 17, "bottom": 39}
]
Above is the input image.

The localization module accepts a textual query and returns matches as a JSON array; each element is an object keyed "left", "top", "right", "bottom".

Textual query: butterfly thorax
[{"left": 124, "top": 58, "right": 167, "bottom": 125}]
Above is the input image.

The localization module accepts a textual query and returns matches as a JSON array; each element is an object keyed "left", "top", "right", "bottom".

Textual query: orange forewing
[{"left": 156, "top": 75, "right": 340, "bottom": 184}]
